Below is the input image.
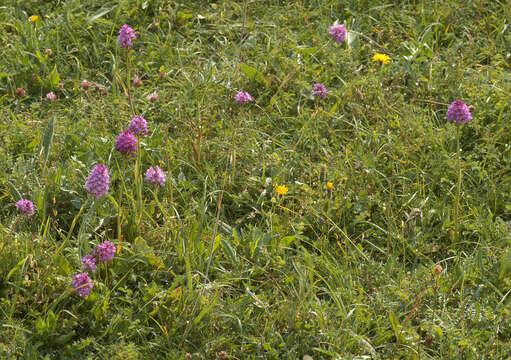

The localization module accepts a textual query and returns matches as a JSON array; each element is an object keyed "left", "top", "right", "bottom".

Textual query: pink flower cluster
[
  {"left": 446, "top": 99, "right": 472, "bottom": 124},
  {"left": 16, "top": 199, "right": 34, "bottom": 216},
  {"left": 329, "top": 24, "right": 347, "bottom": 43},
  {"left": 75, "top": 241, "right": 116, "bottom": 298},
  {"left": 118, "top": 24, "right": 137, "bottom": 49},
  {"left": 94, "top": 241, "right": 116, "bottom": 263},
  {"left": 115, "top": 129, "right": 137, "bottom": 156},
  {"left": 147, "top": 92, "right": 158, "bottom": 102},
  {"left": 80, "top": 241, "right": 116, "bottom": 273},
  {"left": 84, "top": 164, "right": 110, "bottom": 198},
  {"left": 71, "top": 25, "right": 172, "bottom": 300},
  {"left": 145, "top": 166, "right": 166, "bottom": 187},
  {"left": 46, "top": 92, "right": 56, "bottom": 101},
  {"left": 80, "top": 254, "right": 96, "bottom": 272},
  {"left": 129, "top": 115, "right": 148, "bottom": 136},
  {"left": 235, "top": 91, "right": 253, "bottom": 104},
  {"left": 312, "top": 83, "right": 327, "bottom": 98},
  {"left": 72, "top": 273, "right": 93, "bottom": 298}
]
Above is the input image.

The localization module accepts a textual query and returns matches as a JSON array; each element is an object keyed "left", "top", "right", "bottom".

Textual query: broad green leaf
[
  {"left": 8, "top": 181, "right": 21, "bottom": 201},
  {"left": 86, "top": 7, "right": 113, "bottom": 26},
  {"left": 46, "top": 310, "right": 57, "bottom": 333},
  {"left": 296, "top": 46, "right": 318, "bottom": 54},
  {"left": 6, "top": 256, "right": 28, "bottom": 282},
  {"left": 221, "top": 237, "right": 237, "bottom": 263},
  {"left": 177, "top": 11, "right": 193, "bottom": 25},
  {"left": 240, "top": 64, "right": 267, "bottom": 85},
  {"left": 48, "top": 65, "right": 60, "bottom": 88},
  {"left": 26, "top": 138, "right": 38, "bottom": 151},
  {"left": 281, "top": 235, "right": 296, "bottom": 247},
  {"left": 193, "top": 291, "right": 218, "bottom": 325},
  {"left": 134, "top": 237, "right": 163, "bottom": 268},
  {"left": 35, "top": 50, "right": 46, "bottom": 64},
  {"left": 53, "top": 254, "right": 71, "bottom": 275},
  {"left": 54, "top": 331, "right": 76, "bottom": 344},
  {"left": 388, "top": 311, "right": 401, "bottom": 341},
  {"left": 36, "top": 317, "right": 46, "bottom": 335},
  {"left": 42, "top": 116, "right": 55, "bottom": 166},
  {"left": 433, "top": 325, "right": 443, "bottom": 338}
]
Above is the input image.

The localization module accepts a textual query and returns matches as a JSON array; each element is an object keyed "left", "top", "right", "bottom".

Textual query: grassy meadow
[{"left": 1, "top": 0, "right": 511, "bottom": 358}]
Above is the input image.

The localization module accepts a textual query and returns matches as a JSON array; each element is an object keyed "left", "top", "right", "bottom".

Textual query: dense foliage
[{"left": 1, "top": 0, "right": 510, "bottom": 358}]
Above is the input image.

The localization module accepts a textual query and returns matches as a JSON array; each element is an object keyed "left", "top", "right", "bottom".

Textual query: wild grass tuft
[{"left": 1, "top": 0, "right": 511, "bottom": 358}]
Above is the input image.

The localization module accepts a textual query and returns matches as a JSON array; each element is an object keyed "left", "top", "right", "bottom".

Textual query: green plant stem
[
  {"left": 125, "top": 50, "right": 135, "bottom": 116},
  {"left": 117, "top": 162, "right": 124, "bottom": 245},
  {"left": 54, "top": 198, "right": 90, "bottom": 257},
  {"left": 164, "top": 125, "right": 174, "bottom": 208},
  {"left": 454, "top": 125, "right": 461, "bottom": 244},
  {"left": 152, "top": 187, "right": 171, "bottom": 220},
  {"left": 135, "top": 146, "right": 143, "bottom": 229},
  {"left": 230, "top": 117, "right": 239, "bottom": 185},
  {"left": 115, "top": 159, "right": 136, "bottom": 221},
  {"left": 0, "top": 217, "right": 21, "bottom": 257},
  {"left": 205, "top": 190, "right": 223, "bottom": 279}
]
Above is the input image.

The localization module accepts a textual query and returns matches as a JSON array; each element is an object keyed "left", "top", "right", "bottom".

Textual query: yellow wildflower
[
  {"left": 326, "top": 182, "right": 333, "bottom": 191},
  {"left": 29, "top": 15, "right": 39, "bottom": 23},
  {"left": 275, "top": 184, "right": 288, "bottom": 195},
  {"left": 372, "top": 53, "right": 391, "bottom": 64}
]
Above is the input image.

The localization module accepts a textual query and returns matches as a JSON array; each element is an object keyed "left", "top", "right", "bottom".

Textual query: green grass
[{"left": 1, "top": 0, "right": 511, "bottom": 358}]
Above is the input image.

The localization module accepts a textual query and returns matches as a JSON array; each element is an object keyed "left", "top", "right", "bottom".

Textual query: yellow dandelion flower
[
  {"left": 29, "top": 15, "right": 39, "bottom": 23},
  {"left": 372, "top": 53, "right": 391, "bottom": 64},
  {"left": 275, "top": 184, "right": 288, "bottom": 195},
  {"left": 326, "top": 182, "right": 333, "bottom": 191}
]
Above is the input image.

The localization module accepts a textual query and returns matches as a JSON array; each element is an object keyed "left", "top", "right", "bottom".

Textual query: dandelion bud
[{"left": 320, "top": 164, "right": 326, "bottom": 182}]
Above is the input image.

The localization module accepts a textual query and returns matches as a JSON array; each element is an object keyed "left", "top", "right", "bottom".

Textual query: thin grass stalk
[
  {"left": 205, "top": 191, "right": 223, "bottom": 279},
  {"left": 164, "top": 125, "right": 174, "bottom": 208},
  {"left": 135, "top": 145, "right": 143, "bottom": 228},
  {"left": 125, "top": 50, "right": 135, "bottom": 117},
  {"left": 116, "top": 160, "right": 124, "bottom": 248},
  {"left": 230, "top": 116, "right": 239, "bottom": 186},
  {"left": 54, "top": 198, "right": 90, "bottom": 257},
  {"left": 454, "top": 125, "right": 461, "bottom": 244}
]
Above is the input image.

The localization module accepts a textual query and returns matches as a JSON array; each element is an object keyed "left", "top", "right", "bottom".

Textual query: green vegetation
[{"left": 1, "top": 0, "right": 510, "bottom": 358}]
